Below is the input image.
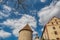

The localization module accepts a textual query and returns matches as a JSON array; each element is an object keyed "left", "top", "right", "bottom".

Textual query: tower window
[
  {"left": 52, "top": 22, "right": 54, "bottom": 25},
  {"left": 54, "top": 31, "right": 58, "bottom": 35},
  {"left": 52, "top": 39, "right": 55, "bottom": 40},
  {"left": 59, "top": 26, "right": 60, "bottom": 28},
  {"left": 55, "top": 19, "right": 57, "bottom": 21},
  {"left": 56, "top": 38, "right": 60, "bottom": 40},
  {"left": 56, "top": 22, "right": 58, "bottom": 24},
  {"left": 53, "top": 27, "right": 55, "bottom": 29}
]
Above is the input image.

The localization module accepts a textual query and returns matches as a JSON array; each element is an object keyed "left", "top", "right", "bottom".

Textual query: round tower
[
  {"left": 35, "top": 34, "right": 39, "bottom": 40},
  {"left": 18, "top": 24, "right": 33, "bottom": 40}
]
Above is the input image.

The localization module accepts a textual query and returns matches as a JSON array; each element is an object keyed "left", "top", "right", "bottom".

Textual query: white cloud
[
  {"left": 30, "top": 10, "right": 37, "bottom": 15},
  {"left": 3, "top": 5, "right": 12, "bottom": 12},
  {"left": 0, "top": 30, "right": 11, "bottom": 38},
  {"left": 0, "top": 11, "right": 10, "bottom": 19},
  {"left": 32, "top": 31, "right": 38, "bottom": 40},
  {"left": 14, "top": 11, "right": 23, "bottom": 15},
  {"left": 38, "top": 0, "right": 60, "bottom": 25},
  {"left": 32, "top": 28, "right": 38, "bottom": 35},
  {"left": 0, "top": 0, "right": 3, "bottom": 2},
  {"left": 41, "top": 28, "right": 44, "bottom": 32},
  {"left": 0, "top": 5, "right": 12, "bottom": 19},
  {"left": 0, "top": 5, "right": 23, "bottom": 19},
  {"left": 1, "top": 14, "right": 36, "bottom": 37},
  {"left": 40, "top": 0, "right": 46, "bottom": 2},
  {"left": 12, "top": 29, "right": 20, "bottom": 37},
  {"left": 33, "top": 31, "right": 38, "bottom": 35}
]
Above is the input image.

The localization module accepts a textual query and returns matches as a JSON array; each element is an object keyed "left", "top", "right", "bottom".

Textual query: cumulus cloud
[
  {"left": 0, "top": 30, "right": 11, "bottom": 38},
  {"left": 14, "top": 11, "right": 23, "bottom": 15},
  {"left": 3, "top": 5, "right": 12, "bottom": 12},
  {"left": 33, "top": 31, "right": 38, "bottom": 35},
  {"left": 40, "top": 0, "right": 46, "bottom": 2},
  {"left": 0, "top": 0, "right": 3, "bottom": 3},
  {"left": 38, "top": 0, "right": 60, "bottom": 25},
  {"left": 0, "top": 5, "right": 12, "bottom": 19},
  {"left": 0, "top": 11, "right": 10, "bottom": 19},
  {"left": 41, "top": 28, "right": 44, "bottom": 32},
  {"left": 1, "top": 14, "right": 36, "bottom": 37},
  {"left": 32, "top": 31, "right": 38, "bottom": 40},
  {"left": 0, "top": 5, "right": 23, "bottom": 19}
]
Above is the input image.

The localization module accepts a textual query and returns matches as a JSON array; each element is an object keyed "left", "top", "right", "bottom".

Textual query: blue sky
[{"left": 0, "top": 0, "right": 60, "bottom": 40}]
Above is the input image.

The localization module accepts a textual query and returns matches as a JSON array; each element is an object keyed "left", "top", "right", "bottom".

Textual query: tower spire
[{"left": 20, "top": 24, "right": 33, "bottom": 32}]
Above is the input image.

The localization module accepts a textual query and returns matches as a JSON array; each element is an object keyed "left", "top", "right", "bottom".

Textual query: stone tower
[
  {"left": 18, "top": 24, "right": 33, "bottom": 40},
  {"left": 35, "top": 34, "right": 39, "bottom": 40}
]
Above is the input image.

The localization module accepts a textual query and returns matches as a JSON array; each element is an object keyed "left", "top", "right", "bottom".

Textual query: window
[
  {"left": 54, "top": 31, "right": 58, "bottom": 35},
  {"left": 59, "top": 26, "right": 60, "bottom": 28},
  {"left": 56, "top": 38, "right": 60, "bottom": 40},
  {"left": 56, "top": 22, "right": 58, "bottom": 24},
  {"left": 52, "top": 22, "right": 54, "bottom": 25},
  {"left": 52, "top": 39, "right": 55, "bottom": 40},
  {"left": 53, "top": 27, "right": 55, "bottom": 29},
  {"left": 55, "top": 19, "right": 57, "bottom": 21}
]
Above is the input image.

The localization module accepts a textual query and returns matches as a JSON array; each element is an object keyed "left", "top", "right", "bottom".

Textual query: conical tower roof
[{"left": 19, "top": 24, "right": 33, "bottom": 32}]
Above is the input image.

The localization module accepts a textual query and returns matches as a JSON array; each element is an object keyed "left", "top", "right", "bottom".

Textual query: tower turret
[{"left": 18, "top": 24, "right": 33, "bottom": 40}]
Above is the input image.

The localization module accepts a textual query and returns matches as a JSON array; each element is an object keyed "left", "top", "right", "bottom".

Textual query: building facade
[{"left": 42, "top": 17, "right": 60, "bottom": 40}]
